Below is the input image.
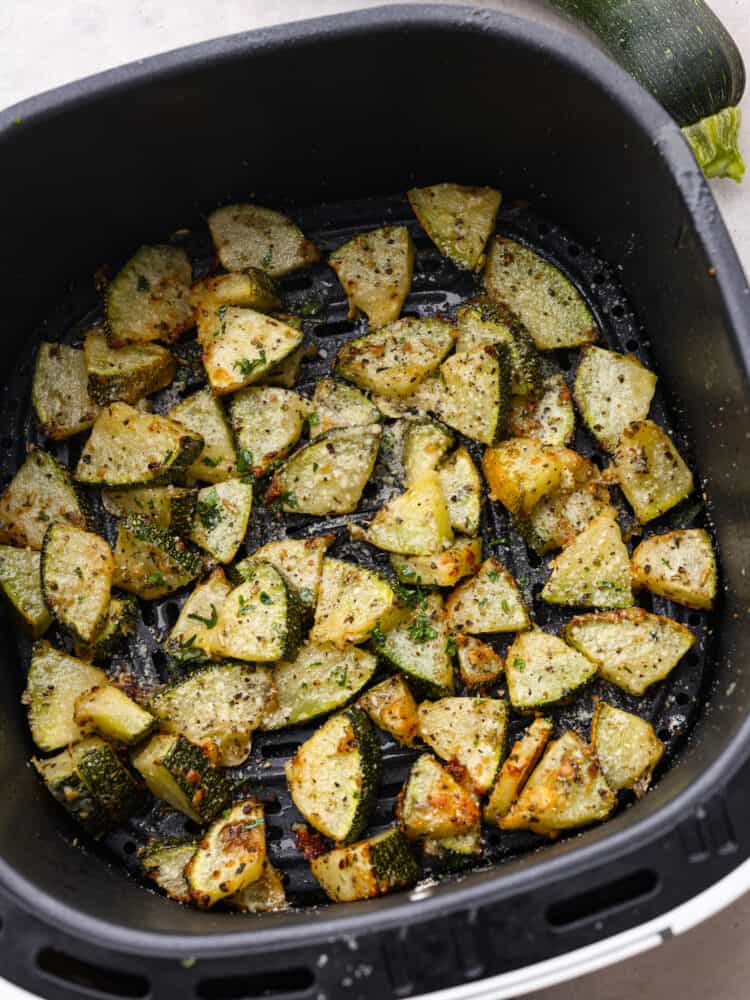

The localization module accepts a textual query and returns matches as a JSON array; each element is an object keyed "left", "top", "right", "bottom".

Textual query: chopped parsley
[
  {"left": 299, "top": 298, "right": 324, "bottom": 318},
  {"left": 195, "top": 490, "right": 222, "bottom": 531},
  {"left": 486, "top": 568, "right": 500, "bottom": 582},
  {"left": 308, "top": 411, "right": 321, "bottom": 427},
  {"left": 146, "top": 572, "right": 166, "bottom": 587},
  {"left": 234, "top": 351, "right": 267, "bottom": 381},
  {"left": 259, "top": 591, "right": 273, "bottom": 605},
  {"left": 512, "top": 656, "right": 525, "bottom": 672},
  {"left": 187, "top": 604, "right": 218, "bottom": 629},
  {"left": 238, "top": 593, "right": 255, "bottom": 616},
  {"left": 407, "top": 613, "right": 438, "bottom": 644},
  {"left": 237, "top": 448, "right": 255, "bottom": 479},
  {"left": 201, "top": 455, "right": 220, "bottom": 469},
  {"left": 279, "top": 490, "right": 299, "bottom": 511},
  {"left": 332, "top": 664, "right": 350, "bottom": 688},
  {"left": 445, "top": 635, "right": 458, "bottom": 658},
  {"left": 370, "top": 623, "right": 386, "bottom": 645},
  {"left": 260, "top": 249, "right": 273, "bottom": 270}
]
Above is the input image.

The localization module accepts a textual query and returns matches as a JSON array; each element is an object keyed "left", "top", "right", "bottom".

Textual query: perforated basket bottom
[{"left": 0, "top": 193, "right": 716, "bottom": 909}]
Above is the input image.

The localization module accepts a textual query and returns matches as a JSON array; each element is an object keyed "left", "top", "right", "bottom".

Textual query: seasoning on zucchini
[
  {"left": 372, "top": 593, "right": 454, "bottom": 697},
  {"left": 140, "top": 838, "right": 198, "bottom": 903},
  {"left": 113, "top": 515, "right": 203, "bottom": 599},
  {"left": 430, "top": 345, "right": 510, "bottom": 446},
  {"left": 397, "top": 754, "right": 480, "bottom": 840},
  {"left": 408, "top": 183, "right": 501, "bottom": 270},
  {"left": 329, "top": 225, "right": 414, "bottom": 328},
  {"left": 358, "top": 674, "right": 419, "bottom": 746},
  {"left": 266, "top": 425, "right": 381, "bottom": 516},
  {"left": 74, "top": 593, "right": 137, "bottom": 661},
  {"left": 445, "top": 557, "right": 529, "bottom": 634},
  {"left": 613, "top": 420, "right": 694, "bottom": 523},
  {"left": 401, "top": 418, "right": 455, "bottom": 488},
  {"left": 455, "top": 295, "right": 543, "bottom": 396},
  {"left": 232, "top": 861, "right": 288, "bottom": 913},
  {"left": 189, "top": 480, "right": 253, "bottom": 564},
  {"left": 309, "top": 378, "right": 381, "bottom": 438},
  {"left": 208, "top": 204, "right": 319, "bottom": 277},
  {"left": 74, "top": 684, "right": 156, "bottom": 745},
  {"left": 168, "top": 389, "right": 237, "bottom": 483},
  {"left": 591, "top": 702, "right": 665, "bottom": 797},
  {"left": 417, "top": 697, "right": 508, "bottom": 794},
  {"left": 32, "top": 342, "right": 98, "bottom": 440},
  {"left": 361, "top": 471, "right": 453, "bottom": 556},
  {"left": 83, "top": 328, "right": 176, "bottom": 405},
  {"left": 508, "top": 371, "right": 575, "bottom": 446},
  {"left": 455, "top": 634, "right": 504, "bottom": 688},
  {"left": 192, "top": 270, "right": 280, "bottom": 343},
  {"left": 202, "top": 308, "right": 305, "bottom": 395},
  {"left": 540, "top": 512, "right": 634, "bottom": 609},
  {"left": 390, "top": 537, "right": 482, "bottom": 589},
  {"left": 631, "top": 528, "right": 716, "bottom": 610},
  {"left": 563, "top": 607, "right": 696, "bottom": 695},
  {"left": 310, "top": 828, "right": 419, "bottom": 902},
  {"left": 484, "top": 716, "right": 554, "bottom": 823},
  {"left": 165, "top": 568, "right": 231, "bottom": 666},
  {"left": 500, "top": 730, "right": 616, "bottom": 836},
  {"left": 101, "top": 485, "right": 196, "bottom": 534},
  {"left": 483, "top": 437, "right": 570, "bottom": 517},
  {"left": 522, "top": 478, "right": 615, "bottom": 555},
  {"left": 505, "top": 629, "right": 597, "bottom": 712},
  {"left": 245, "top": 535, "right": 332, "bottom": 608},
  {"left": 187, "top": 798, "right": 267, "bottom": 909},
  {"left": 437, "top": 447, "right": 482, "bottom": 536},
  {"left": 0, "top": 449, "right": 87, "bottom": 550},
  {"left": 131, "top": 733, "right": 229, "bottom": 823},
  {"left": 75, "top": 739, "right": 143, "bottom": 824},
  {"left": 106, "top": 244, "right": 193, "bottom": 347},
  {"left": 41, "top": 523, "right": 114, "bottom": 643},
  {"left": 286, "top": 707, "right": 381, "bottom": 843},
  {"left": 23, "top": 642, "right": 108, "bottom": 752},
  {"left": 424, "top": 827, "right": 482, "bottom": 860},
  {"left": 574, "top": 345, "right": 657, "bottom": 452},
  {"left": 311, "top": 558, "right": 397, "bottom": 646},
  {"left": 75, "top": 402, "right": 204, "bottom": 486},
  {"left": 262, "top": 642, "right": 377, "bottom": 730},
  {"left": 228, "top": 385, "right": 309, "bottom": 475},
  {"left": 0, "top": 546, "right": 52, "bottom": 637}
]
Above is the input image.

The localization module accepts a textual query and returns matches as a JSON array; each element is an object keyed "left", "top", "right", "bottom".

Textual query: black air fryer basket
[{"left": 1, "top": 6, "right": 750, "bottom": 1000}]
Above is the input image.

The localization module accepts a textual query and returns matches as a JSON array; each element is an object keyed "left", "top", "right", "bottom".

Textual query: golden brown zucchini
[
  {"left": 630, "top": 529, "right": 716, "bottom": 609},
  {"left": 329, "top": 225, "right": 414, "bottom": 328}
]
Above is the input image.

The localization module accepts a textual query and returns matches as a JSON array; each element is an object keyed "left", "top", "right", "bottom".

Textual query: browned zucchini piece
[
  {"left": 358, "top": 674, "right": 419, "bottom": 746},
  {"left": 246, "top": 535, "right": 332, "bottom": 608},
  {"left": 168, "top": 389, "right": 237, "bottom": 483},
  {"left": 507, "top": 372, "right": 575, "bottom": 446},
  {"left": 397, "top": 754, "right": 480, "bottom": 840},
  {"left": 417, "top": 696, "right": 508, "bottom": 794},
  {"left": 310, "top": 828, "right": 418, "bottom": 902},
  {"left": 613, "top": 420, "right": 694, "bottom": 523},
  {"left": 192, "top": 270, "right": 280, "bottom": 343},
  {"left": 456, "top": 634, "right": 504, "bottom": 688},
  {"left": 0, "top": 450, "right": 87, "bottom": 550},
  {"left": 329, "top": 225, "right": 414, "bottom": 328},
  {"left": 0, "top": 546, "right": 52, "bottom": 637},
  {"left": 309, "top": 378, "right": 381, "bottom": 438},
  {"left": 408, "top": 183, "right": 501, "bottom": 270},
  {"left": 540, "top": 513, "right": 634, "bottom": 609},
  {"left": 83, "top": 328, "right": 176, "bottom": 405},
  {"left": 437, "top": 447, "right": 482, "bottom": 536},
  {"left": 505, "top": 629, "right": 597, "bottom": 712},
  {"left": 630, "top": 529, "right": 716, "bottom": 609},
  {"left": 484, "top": 716, "right": 554, "bottom": 822},
  {"left": 106, "top": 244, "right": 193, "bottom": 346},
  {"left": 311, "top": 558, "right": 397, "bottom": 645},
  {"left": 32, "top": 342, "right": 98, "bottom": 439},
  {"left": 483, "top": 437, "right": 569, "bottom": 517},
  {"left": 203, "top": 308, "right": 304, "bottom": 395},
  {"left": 231, "top": 861, "right": 288, "bottom": 912},
  {"left": 187, "top": 798, "right": 267, "bottom": 908},
  {"left": 188, "top": 480, "right": 253, "bottom": 564},
  {"left": 390, "top": 537, "right": 482, "bottom": 589},
  {"left": 574, "top": 345, "right": 657, "bottom": 451},
  {"left": 362, "top": 472, "right": 453, "bottom": 556},
  {"left": 445, "top": 557, "right": 529, "bottom": 634},
  {"left": 228, "top": 385, "right": 309, "bottom": 475},
  {"left": 41, "top": 523, "right": 114, "bottom": 643},
  {"left": 113, "top": 515, "right": 203, "bottom": 600},
  {"left": 208, "top": 204, "right": 319, "bottom": 277},
  {"left": 591, "top": 702, "right": 664, "bottom": 796}
]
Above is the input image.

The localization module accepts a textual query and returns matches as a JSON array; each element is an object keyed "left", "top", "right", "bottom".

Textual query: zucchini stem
[{"left": 682, "top": 107, "right": 745, "bottom": 182}]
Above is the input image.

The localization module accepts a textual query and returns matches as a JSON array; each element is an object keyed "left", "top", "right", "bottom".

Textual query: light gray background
[{"left": 1, "top": 3, "right": 749, "bottom": 998}]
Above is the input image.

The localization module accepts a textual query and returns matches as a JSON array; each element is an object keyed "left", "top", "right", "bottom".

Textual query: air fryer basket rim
[{"left": 1, "top": 3, "right": 750, "bottom": 961}]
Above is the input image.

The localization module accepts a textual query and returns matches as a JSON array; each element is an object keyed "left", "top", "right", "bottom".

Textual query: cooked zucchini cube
[
  {"left": 189, "top": 480, "right": 253, "bottom": 564},
  {"left": 309, "top": 378, "right": 380, "bottom": 438},
  {"left": 267, "top": 425, "right": 381, "bottom": 516},
  {"left": 482, "top": 437, "right": 568, "bottom": 517},
  {"left": 631, "top": 529, "right": 716, "bottom": 610},
  {"left": 563, "top": 607, "right": 696, "bottom": 695},
  {"left": 311, "top": 558, "right": 397, "bottom": 645},
  {"left": 402, "top": 419, "right": 454, "bottom": 488},
  {"left": 101, "top": 485, "right": 196, "bottom": 534},
  {"left": 592, "top": 702, "right": 664, "bottom": 796},
  {"left": 430, "top": 345, "right": 510, "bottom": 446},
  {"left": 113, "top": 515, "right": 203, "bottom": 600},
  {"left": 202, "top": 308, "right": 305, "bottom": 395},
  {"left": 484, "top": 237, "right": 597, "bottom": 350},
  {"left": 329, "top": 225, "right": 414, "bottom": 328},
  {"left": 187, "top": 798, "right": 267, "bottom": 909},
  {"left": 41, "top": 523, "right": 114, "bottom": 642},
  {"left": 262, "top": 642, "right": 377, "bottom": 730},
  {"left": 455, "top": 296, "right": 542, "bottom": 396},
  {"left": 0, "top": 450, "right": 87, "bottom": 550},
  {"left": 106, "top": 244, "right": 192, "bottom": 347},
  {"left": 75, "top": 403, "right": 204, "bottom": 486},
  {"left": 165, "top": 568, "right": 230, "bottom": 666},
  {"left": 408, "top": 183, "right": 501, "bottom": 270},
  {"left": 34, "top": 739, "right": 113, "bottom": 838},
  {"left": 437, "top": 447, "right": 482, "bottom": 536},
  {"left": 500, "top": 731, "right": 616, "bottom": 836},
  {"left": 574, "top": 346, "right": 657, "bottom": 451},
  {"left": 417, "top": 697, "right": 507, "bottom": 794},
  {"left": 263, "top": 341, "right": 307, "bottom": 389},
  {"left": 131, "top": 733, "right": 229, "bottom": 823},
  {"left": 74, "top": 684, "right": 155, "bottom": 745},
  {"left": 168, "top": 389, "right": 237, "bottom": 484},
  {"left": 32, "top": 342, "right": 98, "bottom": 440},
  {"left": 397, "top": 754, "right": 480, "bottom": 840},
  {"left": 424, "top": 827, "right": 482, "bottom": 860},
  {"left": 140, "top": 838, "right": 198, "bottom": 903},
  {"left": 445, "top": 557, "right": 529, "bottom": 634},
  {"left": 613, "top": 420, "right": 694, "bottom": 523},
  {"left": 286, "top": 707, "right": 381, "bottom": 843},
  {"left": 505, "top": 629, "right": 597, "bottom": 711},
  {"left": 357, "top": 674, "right": 419, "bottom": 746},
  {"left": 456, "top": 634, "right": 504, "bottom": 688},
  {"left": 372, "top": 593, "right": 454, "bottom": 696},
  {"left": 192, "top": 270, "right": 280, "bottom": 343},
  {"left": 231, "top": 861, "right": 288, "bottom": 913},
  {"left": 540, "top": 513, "right": 634, "bottom": 609},
  {"left": 484, "top": 716, "right": 553, "bottom": 823},
  {"left": 390, "top": 537, "right": 482, "bottom": 589},
  {"left": 310, "top": 828, "right": 419, "bottom": 902},
  {"left": 75, "top": 740, "right": 144, "bottom": 824},
  {"left": 208, "top": 203, "right": 319, "bottom": 278},
  {"left": 228, "top": 385, "right": 309, "bottom": 475},
  {"left": 0, "top": 546, "right": 52, "bottom": 637},
  {"left": 364, "top": 472, "right": 453, "bottom": 556},
  {"left": 245, "top": 535, "right": 332, "bottom": 608},
  {"left": 83, "top": 328, "right": 176, "bottom": 405},
  {"left": 74, "top": 593, "right": 137, "bottom": 661},
  {"left": 522, "top": 480, "right": 615, "bottom": 555},
  {"left": 508, "top": 372, "right": 575, "bottom": 446}
]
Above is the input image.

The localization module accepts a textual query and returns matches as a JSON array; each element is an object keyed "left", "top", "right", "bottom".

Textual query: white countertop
[{"left": 1, "top": 3, "right": 749, "bottom": 999}]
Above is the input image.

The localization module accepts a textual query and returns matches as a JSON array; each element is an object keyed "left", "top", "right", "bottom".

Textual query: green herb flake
[
  {"left": 298, "top": 586, "right": 314, "bottom": 604},
  {"left": 513, "top": 656, "right": 525, "bottom": 672},
  {"left": 147, "top": 572, "right": 166, "bottom": 587},
  {"left": 332, "top": 664, "right": 350, "bottom": 688},
  {"left": 259, "top": 591, "right": 273, "bottom": 605},
  {"left": 201, "top": 455, "right": 220, "bottom": 469},
  {"left": 408, "top": 613, "right": 438, "bottom": 644},
  {"left": 234, "top": 351, "right": 267, "bottom": 381},
  {"left": 237, "top": 448, "right": 255, "bottom": 479},
  {"left": 486, "top": 569, "right": 500, "bottom": 582},
  {"left": 196, "top": 490, "right": 222, "bottom": 532},
  {"left": 187, "top": 604, "right": 218, "bottom": 629},
  {"left": 308, "top": 411, "right": 321, "bottom": 427},
  {"left": 299, "top": 299, "right": 324, "bottom": 318},
  {"left": 446, "top": 635, "right": 458, "bottom": 657}
]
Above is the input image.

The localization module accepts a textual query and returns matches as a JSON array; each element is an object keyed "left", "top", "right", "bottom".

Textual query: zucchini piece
[
  {"left": 228, "top": 386, "right": 309, "bottom": 475},
  {"left": 363, "top": 472, "right": 453, "bottom": 556},
  {"left": 484, "top": 237, "right": 597, "bottom": 350},
  {"left": 74, "top": 593, "right": 137, "bottom": 661},
  {"left": 397, "top": 754, "right": 480, "bottom": 840},
  {"left": 482, "top": 437, "right": 569, "bottom": 517},
  {"left": 192, "top": 271, "right": 280, "bottom": 344},
  {"left": 390, "top": 537, "right": 482, "bottom": 589},
  {"left": 631, "top": 528, "right": 716, "bottom": 610},
  {"left": 165, "top": 568, "right": 231, "bottom": 664},
  {"left": 417, "top": 697, "right": 507, "bottom": 794},
  {"left": 101, "top": 485, "right": 196, "bottom": 533},
  {"left": 24, "top": 642, "right": 108, "bottom": 752},
  {"left": 187, "top": 798, "right": 267, "bottom": 909},
  {"left": 41, "top": 523, "right": 114, "bottom": 642},
  {"left": 508, "top": 372, "right": 575, "bottom": 446},
  {"left": 505, "top": 629, "right": 597, "bottom": 711},
  {"left": 335, "top": 318, "right": 456, "bottom": 397},
  {"left": 267, "top": 426, "right": 381, "bottom": 516},
  {"left": 208, "top": 562, "right": 302, "bottom": 663},
  {"left": 541, "top": 513, "right": 634, "bottom": 609},
  {"left": 208, "top": 204, "right": 319, "bottom": 277},
  {"left": 262, "top": 327, "right": 307, "bottom": 388},
  {"left": 286, "top": 707, "right": 381, "bottom": 843},
  {"left": 455, "top": 295, "right": 543, "bottom": 396},
  {"left": 189, "top": 480, "right": 253, "bottom": 564},
  {"left": 202, "top": 308, "right": 305, "bottom": 395},
  {"left": 500, "top": 731, "right": 616, "bottom": 836},
  {"left": 310, "top": 828, "right": 419, "bottom": 902},
  {"left": 33, "top": 739, "right": 114, "bottom": 838},
  {"left": 408, "top": 183, "right": 501, "bottom": 270},
  {"left": 74, "top": 738, "right": 143, "bottom": 823},
  {"left": 309, "top": 378, "right": 380, "bottom": 438},
  {"left": 245, "top": 535, "right": 332, "bottom": 608},
  {"left": 574, "top": 346, "right": 657, "bottom": 452},
  {"left": 445, "top": 557, "right": 529, "bottom": 634},
  {"left": 231, "top": 861, "right": 288, "bottom": 913},
  {"left": 563, "top": 607, "right": 696, "bottom": 695},
  {"left": 424, "top": 828, "right": 482, "bottom": 859},
  {"left": 329, "top": 225, "right": 414, "bottom": 328},
  {"left": 592, "top": 702, "right": 664, "bottom": 797},
  {"left": 84, "top": 328, "right": 176, "bottom": 405},
  {"left": 75, "top": 403, "right": 204, "bottom": 486},
  {"left": 32, "top": 342, "right": 98, "bottom": 440},
  {"left": 0, "top": 546, "right": 51, "bottom": 637},
  {"left": 402, "top": 419, "right": 454, "bottom": 487},
  {"left": 151, "top": 663, "right": 275, "bottom": 766},
  {"left": 140, "top": 838, "right": 198, "bottom": 903},
  {"left": 484, "top": 716, "right": 554, "bottom": 823},
  {"left": 523, "top": 480, "right": 615, "bottom": 555},
  {"left": 131, "top": 733, "right": 229, "bottom": 823},
  {"left": 613, "top": 420, "right": 694, "bottom": 523},
  {"left": 0, "top": 450, "right": 86, "bottom": 550},
  {"left": 113, "top": 515, "right": 203, "bottom": 600},
  {"left": 430, "top": 346, "right": 509, "bottom": 446},
  {"left": 74, "top": 684, "right": 155, "bottom": 745},
  {"left": 311, "top": 558, "right": 397, "bottom": 645},
  {"left": 437, "top": 447, "right": 481, "bottom": 536},
  {"left": 372, "top": 593, "right": 454, "bottom": 696},
  {"left": 106, "top": 244, "right": 192, "bottom": 347},
  {"left": 262, "top": 642, "right": 377, "bottom": 730},
  {"left": 168, "top": 390, "right": 237, "bottom": 484},
  {"left": 357, "top": 674, "right": 419, "bottom": 746},
  {"left": 456, "top": 634, "right": 504, "bottom": 688}
]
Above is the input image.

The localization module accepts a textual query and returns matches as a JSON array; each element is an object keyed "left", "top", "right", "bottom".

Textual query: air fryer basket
[{"left": 1, "top": 6, "right": 750, "bottom": 1000}]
